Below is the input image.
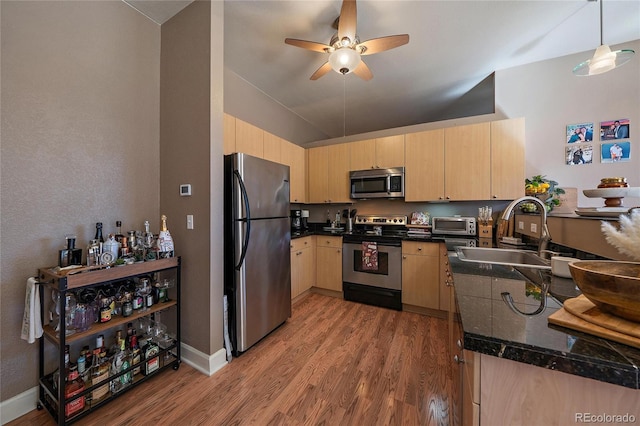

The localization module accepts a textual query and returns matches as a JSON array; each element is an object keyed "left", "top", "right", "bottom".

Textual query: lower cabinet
[
  {"left": 315, "top": 236, "right": 343, "bottom": 292},
  {"left": 462, "top": 350, "right": 481, "bottom": 426},
  {"left": 401, "top": 241, "right": 440, "bottom": 310},
  {"left": 290, "top": 236, "right": 315, "bottom": 299}
]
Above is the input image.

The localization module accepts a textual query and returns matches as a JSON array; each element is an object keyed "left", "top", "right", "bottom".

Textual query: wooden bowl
[{"left": 569, "top": 261, "right": 640, "bottom": 322}]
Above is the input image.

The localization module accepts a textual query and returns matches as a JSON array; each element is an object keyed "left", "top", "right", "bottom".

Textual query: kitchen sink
[{"left": 455, "top": 246, "right": 551, "bottom": 270}]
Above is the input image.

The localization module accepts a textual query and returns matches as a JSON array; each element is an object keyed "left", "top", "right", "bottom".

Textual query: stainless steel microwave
[
  {"left": 350, "top": 167, "right": 405, "bottom": 199},
  {"left": 432, "top": 216, "right": 477, "bottom": 236}
]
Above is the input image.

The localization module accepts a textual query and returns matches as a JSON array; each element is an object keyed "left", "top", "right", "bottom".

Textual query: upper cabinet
[
  {"left": 349, "top": 135, "right": 405, "bottom": 170},
  {"left": 404, "top": 118, "right": 524, "bottom": 202},
  {"left": 281, "top": 141, "right": 306, "bottom": 203},
  {"left": 262, "top": 131, "right": 282, "bottom": 164},
  {"left": 222, "top": 114, "right": 306, "bottom": 203},
  {"left": 308, "top": 143, "right": 351, "bottom": 204},
  {"left": 223, "top": 113, "right": 236, "bottom": 155},
  {"left": 405, "top": 129, "right": 445, "bottom": 202},
  {"left": 444, "top": 122, "right": 492, "bottom": 201},
  {"left": 235, "top": 118, "right": 264, "bottom": 158},
  {"left": 490, "top": 118, "right": 525, "bottom": 200}
]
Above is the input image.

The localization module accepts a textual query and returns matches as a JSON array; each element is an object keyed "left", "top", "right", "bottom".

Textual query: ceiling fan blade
[
  {"left": 352, "top": 60, "right": 372, "bottom": 81},
  {"left": 358, "top": 34, "right": 409, "bottom": 56},
  {"left": 310, "top": 62, "right": 333, "bottom": 80},
  {"left": 285, "top": 38, "right": 331, "bottom": 53},
  {"left": 338, "top": 0, "right": 357, "bottom": 43}
]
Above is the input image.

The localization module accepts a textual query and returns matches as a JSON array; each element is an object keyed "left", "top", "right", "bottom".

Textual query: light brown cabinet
[
  {"left": 307, "top": 144, "right": 350, "bottom": 203},
  {"left": 405, "top": 129, "right": 445, "bottom": 201},
  {"left": 235, "top": 118, "right": 264, "bottom": 158},
  {"left": 349, "top": 135, "right": 405, "bottom": 170},
  {"left": 281, "top": 141, "right": 306, "bottom": 203},
  {"left": 490, "top": 117, "right": 525, "bottom": 200},
  {"left": 444, "top": 122, "right": 491, "bottom": 200},
  {"left": 315, "top": 236, "right": 343, "bottom": 292},
  {"left": 401, "top": 241, "right": 440, "bottom": 310},
  {"left": 404, "top": 118, "right": 524, "bottom": 202},
  {"left": 291, "top": 236, "right": 315, "bottom": 299},
  {"left": 223, "top": 113, "right": 236, "bottom": 155},
  {"left": 262, "top": 131, "right": 282, "bottom": 164}
]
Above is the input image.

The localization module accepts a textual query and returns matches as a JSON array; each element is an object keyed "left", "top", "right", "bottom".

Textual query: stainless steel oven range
[{"left": 342, "top": 215, "right": 407, "bottom": 311}]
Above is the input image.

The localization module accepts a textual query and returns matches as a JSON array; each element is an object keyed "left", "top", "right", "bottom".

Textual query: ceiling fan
[{"left": 284, "top": 0, "right": 409, "bottom": 81}]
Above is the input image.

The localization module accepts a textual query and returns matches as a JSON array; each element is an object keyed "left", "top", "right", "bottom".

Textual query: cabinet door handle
[
  {"left": 417, "top": 247, "right": 422, "bottom": 251},
  {"left": 296, "top": 251, "right": 302, "bottom": 256},
  {"left": 402, "top": 255, "right": 407, "bottom": 259},
  {"left": 456, "top": 339, "right": 462, "bottom": 349},
  {"left": 454, "top": 355, "right": 465, "bottom": 364},
  {"left": 446, "top": 196, "right": 451, "bottom": 200}
]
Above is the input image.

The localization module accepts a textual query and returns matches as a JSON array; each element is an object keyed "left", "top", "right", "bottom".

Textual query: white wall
[{"left": 496, "top": 40, "right": 640, "bottom": 208}]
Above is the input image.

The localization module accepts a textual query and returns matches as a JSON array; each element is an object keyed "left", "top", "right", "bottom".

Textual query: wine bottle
[
  {"left": 158, "top": 215, "right": 174, "bottom": 258},
  {"left": 94, "top": 222, "right": 104, "bottom": 243}
]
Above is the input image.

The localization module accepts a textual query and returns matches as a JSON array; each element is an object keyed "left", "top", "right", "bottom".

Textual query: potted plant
[{"left": 524, "top": 175, "right": 565, "bottom": 212}]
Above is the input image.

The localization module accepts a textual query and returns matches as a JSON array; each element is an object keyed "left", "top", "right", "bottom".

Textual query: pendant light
[{"left": 573, "top": 0, "right": 635, "bottom": 76}]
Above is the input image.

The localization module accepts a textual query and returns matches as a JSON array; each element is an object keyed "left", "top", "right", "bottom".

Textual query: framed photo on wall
[
  {"left": 565, "top": 143, "right": 593, "bottom": 165},
  {"left": 600, "top": 119, "right": 630, "bottom": 140},
  {"left": 566, "top": 122, "right": 594, "bottom": 143},
  {"left": 601, "top": 141, "right": 631, "bottom": 163}
]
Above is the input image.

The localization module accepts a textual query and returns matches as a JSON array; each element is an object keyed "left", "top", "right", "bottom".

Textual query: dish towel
[
  {"left": 362, "top": 241, "right": 379, "bottom": 271},
  {"left": 21, "top": 277, "right": 43, "bottom": 344}
]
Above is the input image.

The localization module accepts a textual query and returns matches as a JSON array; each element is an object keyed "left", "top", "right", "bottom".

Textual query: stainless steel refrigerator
[{"left": 224, "top": 153, "right": 291, "bottom": 355}]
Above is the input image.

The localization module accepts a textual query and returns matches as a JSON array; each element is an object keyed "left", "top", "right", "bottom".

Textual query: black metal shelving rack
[{"left": 36, "top": 257, "right": 181, "bottom": 425}]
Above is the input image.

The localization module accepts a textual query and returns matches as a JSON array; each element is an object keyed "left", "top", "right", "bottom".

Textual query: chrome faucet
[{"left": 496, "top": 196, "right": 551, "bottom": 259}]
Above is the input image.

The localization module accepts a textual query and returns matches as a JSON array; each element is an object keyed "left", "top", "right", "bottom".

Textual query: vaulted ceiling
[{"left": 127, "top": 1, "right": 640, "bottom": 143}]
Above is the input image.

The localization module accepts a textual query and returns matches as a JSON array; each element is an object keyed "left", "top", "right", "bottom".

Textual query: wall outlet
[
  {"left": 187, "top": 214, "right": 194, "bottom": 230},
  {"left": 530, "top": 223, "right": 537, "bottom": 233},
  {"left": 518, "top": 221, "right": 524, "bottom": 230}
]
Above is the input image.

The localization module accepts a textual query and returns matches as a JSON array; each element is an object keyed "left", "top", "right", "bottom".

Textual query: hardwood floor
[{"left": 11, "top": 293, "right": 455, "bottom": 425}]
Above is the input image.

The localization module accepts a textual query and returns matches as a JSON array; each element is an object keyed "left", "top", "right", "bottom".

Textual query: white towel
[{"left": 21, "top": 277, "right": 43, "bottom": 344}]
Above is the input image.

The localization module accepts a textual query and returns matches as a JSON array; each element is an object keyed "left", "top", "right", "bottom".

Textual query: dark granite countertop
[{"left": 450, "top": 255, "right": 640, "bottom": 389}]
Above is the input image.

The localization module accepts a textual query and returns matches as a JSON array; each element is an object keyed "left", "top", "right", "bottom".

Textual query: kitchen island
[{"left": 450, "top": 255, "right": 640, "bottom": 425}]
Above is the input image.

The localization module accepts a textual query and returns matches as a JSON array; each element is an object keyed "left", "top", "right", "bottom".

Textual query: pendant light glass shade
[
  {"left": 329, "top": 47, "right": 361, "bottom": 75},
  {"left": 573, "top": 45, "right": 635, "bottom": 76},
  {"left": 573, "top": 0, "right": 635, "bottom": 76}
]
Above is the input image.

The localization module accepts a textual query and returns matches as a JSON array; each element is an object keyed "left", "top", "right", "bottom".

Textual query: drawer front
[
  {"left": 291, "top": 236, "right": 313, "bottom": 252},
  {"left": 402, "top": 241, "right": 439, "bottom": 256},
  {"left": 316, "top": 236, "right": 342, "bottom": 248}
]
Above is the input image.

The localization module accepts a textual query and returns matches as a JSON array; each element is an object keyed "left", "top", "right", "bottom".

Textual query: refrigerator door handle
[{"left": 234, "top": 170, "right": 251, "bottom": 270}]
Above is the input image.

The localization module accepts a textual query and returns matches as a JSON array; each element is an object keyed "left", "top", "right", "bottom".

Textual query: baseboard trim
[
  {"left": 1, "top": 386, "right": 38, "bottom": 425},
  {"left": 180, "top": 342, "right": 227, "bottom": 376}
]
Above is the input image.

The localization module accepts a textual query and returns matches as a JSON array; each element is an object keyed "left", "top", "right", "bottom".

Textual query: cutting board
[{"left": 548, "top": 295, "right": 640, "bottom": 349}]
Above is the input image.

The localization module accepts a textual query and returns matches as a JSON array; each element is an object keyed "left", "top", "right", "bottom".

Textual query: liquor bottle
[
  {"left": 114, "top": 221, "right": 125, "bottom": 246},
  {"left": 81, "top": 345, "right": 92, "bottom": 383},
  {"left": 110, "top": 334, "right": 131, "bottom": 394},
  {"left": 59, "top": 235, "right": 82, "bottom": 267},
  {"left": 86, "top": 239, "right": 100, "bottom": 266},
  {"left": 65, "top": 365, "right": 85, "bottom": 418},
  {"left": 52, "top": 345, "right": 71, "bottom": 392},
  {"left": 142, "top": 338, "right": 160, "bottom": 376},
  {"left": 91, "top": 351, "right": 110, "bottom": 400},
  {"left": 94, "top": 222, "right": 104, "bottom": 243},
  {"left": 157, "top": 215, "right": 174, "bottom": 258},
  {"left": 130, "top": 335, "right": 141, "bottom": 376},
  {"left": 143, "top": 221, "right": 156, "bottom": 261}
]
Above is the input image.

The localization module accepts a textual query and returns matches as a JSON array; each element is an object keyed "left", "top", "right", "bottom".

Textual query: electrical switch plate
[
  {"left": 518, "top": 221, "right": 524, "bottom": 230},
  {"left": 187, "top": 215, "right": 194, "bottom": 230},
  {"left": 531, "top": 223, "right": 537, "bottom": 233}
]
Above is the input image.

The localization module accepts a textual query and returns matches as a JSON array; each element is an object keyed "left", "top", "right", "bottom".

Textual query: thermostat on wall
[{"left": 180, "top": 184, "right": 192, "bottom": 196}]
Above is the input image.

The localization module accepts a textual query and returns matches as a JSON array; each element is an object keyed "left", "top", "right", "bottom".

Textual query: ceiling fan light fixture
[{"left": 329, "top": 47, "right": 361, "bottom": 75}]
